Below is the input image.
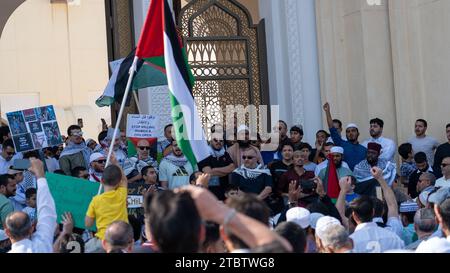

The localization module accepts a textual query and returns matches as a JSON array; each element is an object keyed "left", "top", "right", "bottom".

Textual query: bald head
[
  {"left": 5, "top": 211, "right": 32, "bottom": 241},
  {"left": 103, "top": 221, "right": 134, "bottom": 253}
]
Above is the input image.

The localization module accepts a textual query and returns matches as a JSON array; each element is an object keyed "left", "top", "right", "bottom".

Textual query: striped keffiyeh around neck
[
  {"left": 164, "top": 153, "right": 189, "bottom": 167},
  {"left": 233, "top": 164, "right": 271, "bottom": 179},
  {"left": 209, "top": 146, "right": 225, "bottom": 158},
  {"left": 60, "top": 141, "right": 91, "bottom": 169}
]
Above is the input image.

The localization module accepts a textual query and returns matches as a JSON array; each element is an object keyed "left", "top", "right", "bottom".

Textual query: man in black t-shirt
[
  {"left": 198, "top": 133, "right": 235, "bottom": 200},
  {"left": 269, "top": 143, "right": 294, "bottom": 190},
  {"left": 230, "top": 148, "right": 273, "bottom": 199}
]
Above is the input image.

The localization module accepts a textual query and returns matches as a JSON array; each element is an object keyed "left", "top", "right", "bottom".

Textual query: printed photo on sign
[
  {"left": 42, "top": 122, "right": 62, "bottom": 146},
  {"left": 22, "top": 108, "right": 37, "bottom": 122},
  {"left": 36, "top": 106, "right": 56, "bottom": 122},
  {"left": 28, "top": 121, "right": 43, "bottom": 134},
  {"left": 31, "top": 132, "right": 48, "bottom": 150},
  {"left": 13, "top": 133, "right": 34, "bottom": 152},
  {"left": 7, "top": 111, "right": 28, "bottom": 135}
]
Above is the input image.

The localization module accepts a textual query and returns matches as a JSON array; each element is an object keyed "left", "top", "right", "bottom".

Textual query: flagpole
[
  {"left": 132, "top": 91, "right": 142, "bottom": 114},
  {"left": 97, "top": 56, "right": 139, "bottom": 195}
]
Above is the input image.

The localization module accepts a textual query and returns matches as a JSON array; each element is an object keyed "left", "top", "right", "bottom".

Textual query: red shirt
[{"left": 277, "top": 168, "right": 315, "bottom": 194}]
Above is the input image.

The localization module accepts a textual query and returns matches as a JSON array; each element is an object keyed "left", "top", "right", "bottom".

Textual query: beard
[
  {"left": 335, "top": 161, "right": 342, "bottom": 168},
  {"left": 238, "top": 140, "right": 250, "bottom": 148}
]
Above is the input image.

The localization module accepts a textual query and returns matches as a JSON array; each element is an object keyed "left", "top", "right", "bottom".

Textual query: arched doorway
[{"left": 177, "top": 0, "right": 270, "bottom": 135}]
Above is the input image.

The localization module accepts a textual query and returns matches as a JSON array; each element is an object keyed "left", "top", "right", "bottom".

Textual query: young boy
[
  {"left": 85, "top": 155, "right": 128, "bottom": 253},
  {"left": 345, "top": 176, "right": 359, "bottom": 204},
  {"left": 22, "top": 188, "right": 37, "bottom": 223},
  {"left": 224, "top": 184, "right": 240, "bottom": 201},
  {"left": 141, "top": 166, "right": 164, "bottom": 192}
]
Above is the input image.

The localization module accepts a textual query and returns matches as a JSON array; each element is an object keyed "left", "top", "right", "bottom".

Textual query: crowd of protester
[{"left": 1, "top": 101, "right": 450, "bottom": 253}]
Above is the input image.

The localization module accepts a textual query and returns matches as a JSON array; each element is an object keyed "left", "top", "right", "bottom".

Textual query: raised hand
[
  {"left": 370, "top": 167, "right": 383, "bottom": 180},
  {"left": 314, "top": 177, "right": 326, "bottom": 197},
  {"left": 323, "top": 102, "right": 330, "bottom": 112},
  {"left": 28, "top": 158, "right": 45, "bottom": 179},
  {"left": 339, "top": 176, "right": 352, "bottom": 192},
  {"left": 288, "top": 180, "right": 301, "bottom": 203},
  {"left": 61, "top": 212, "right": 74, "bottom": 235}
]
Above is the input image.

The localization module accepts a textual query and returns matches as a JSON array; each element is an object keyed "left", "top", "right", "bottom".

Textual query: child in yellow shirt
[{"left": 85, "top": 155, "right": 128, "bottom": 253}]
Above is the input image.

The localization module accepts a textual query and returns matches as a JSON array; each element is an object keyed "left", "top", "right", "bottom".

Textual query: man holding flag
[{"left": 318, "top": 146, "right": 353, "bottom": 201}]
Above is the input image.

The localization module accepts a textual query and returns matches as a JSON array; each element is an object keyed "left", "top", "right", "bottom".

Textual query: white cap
[
  {"left": 89, "top": 152, "right": 106, "bottom": 164},
  {"left": 346, "top": 123, "right": 358, "bottom": 130},
  {"left": 330, "top": 146, "right": 344, "bottom": 154},
  {"left": 286, "top": 207, "right": 310, "bottom": 229},
  {"left": 309, "top": 213, "right": 325, "bottom": 229},
  {"left": 85, "top": 138, "right": 95, "bottom": 145},
  {"left": 315, "top": 216, "right": 341, "bottom": 240},
  {"left": 237, "top": 125, "right": 249, "bottom": 133}
]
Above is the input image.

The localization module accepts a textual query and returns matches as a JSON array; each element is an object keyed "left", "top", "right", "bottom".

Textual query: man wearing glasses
[
  {"left": 123, "top": 139, "right": 158, "bottom": 183},
  {"left": 59, "top": 125, "right": 91, "bottom": 176},
  {"left": 436, "top": 157, "right": 450, "bottom": 188},
  {"left": 0, "top": 139, "right": 18, "bottom": 175},
  {"left": 198, "top": 133, "right": 235, "bottom": 201},
  {"left": 229, "top": 148, "right": 272, "bottom": 201}
]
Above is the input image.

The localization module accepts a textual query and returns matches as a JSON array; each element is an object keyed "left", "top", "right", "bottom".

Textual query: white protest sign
[{"left": 126, "top": 114, "right": 159, "bottom": 138}]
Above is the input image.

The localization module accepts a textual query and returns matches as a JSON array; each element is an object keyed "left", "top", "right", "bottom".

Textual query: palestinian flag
[
  {"left": 135, "top": 0, "right": 209, "bottom": 166},
  {"left": 325, "top": 153, "right": 340, "bottom": 202},
  {"left": 96, "top": 48, "right": 168, "bottom": 107}
]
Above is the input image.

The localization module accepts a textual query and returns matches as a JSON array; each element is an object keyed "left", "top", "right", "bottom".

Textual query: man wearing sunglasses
[
  {"left": 198, "top": 133, "right": 235, "bottom": 200},
  {"left": 230, "top": 148, "right": 272, "bottom": 201},
  {"left": 0, "top": 139, "right": 18, "bottom": 175},
  {"left": 89, "top": 153, "right": 106, "bottom": 183},
  {"left": 59, "top": 125, "right": 91, "bottom": 176},
  {"left": 123, "top": 139, "right": 158, "bottom": 183},
  {"left": 436, "top": 157, "right": 450, "bottom": 188}
]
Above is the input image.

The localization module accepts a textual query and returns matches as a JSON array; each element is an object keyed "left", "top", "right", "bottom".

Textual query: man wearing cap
[
  {"left": 315, "top": 217, "right": 353, "bottom": 253},
  {"left": 323, "top": 103, "right": 366, "bottom": 171},
  {"left": 353, "top": 142, "right": 397, "bottom": 195},
  {"left": 318, "top": 146, "right": 352, "bottom": 192},
  {"left": 435, "top": 156, "right": 450, "bottom": 188},
  {"left": 89, "top": 153, "right": 106, "bottom": 183},
  {"left": 226, "top": 125, "right": 263, "bottom": 167},
  {"left": 286, "top": 207, "right": 310, "bottom": 229},
  {"left": 416, "top": 187, "right": 450, "bottom": 252},
  {"left": 399, "top": 201, "right": 420, "bottom": 245},
  {"left": 361, "top": 118, "right": 397, "bottom": 163},
  {"left": 59, "top": 125, "right": 92, "bottom": 176}
]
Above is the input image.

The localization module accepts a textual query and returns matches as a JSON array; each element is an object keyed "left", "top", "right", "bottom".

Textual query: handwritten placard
[{"left": 126, "top": 114, "right": 158, "bottom": 139}]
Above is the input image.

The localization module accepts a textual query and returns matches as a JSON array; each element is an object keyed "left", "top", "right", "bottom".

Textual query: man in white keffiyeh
[{"left": 230, "top": 148, "right": 273, "bottom": 200}]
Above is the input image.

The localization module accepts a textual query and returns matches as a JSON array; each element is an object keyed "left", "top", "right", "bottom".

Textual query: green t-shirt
[{"left": 0, "top": 194, "right": 13, "bottom": 229}]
